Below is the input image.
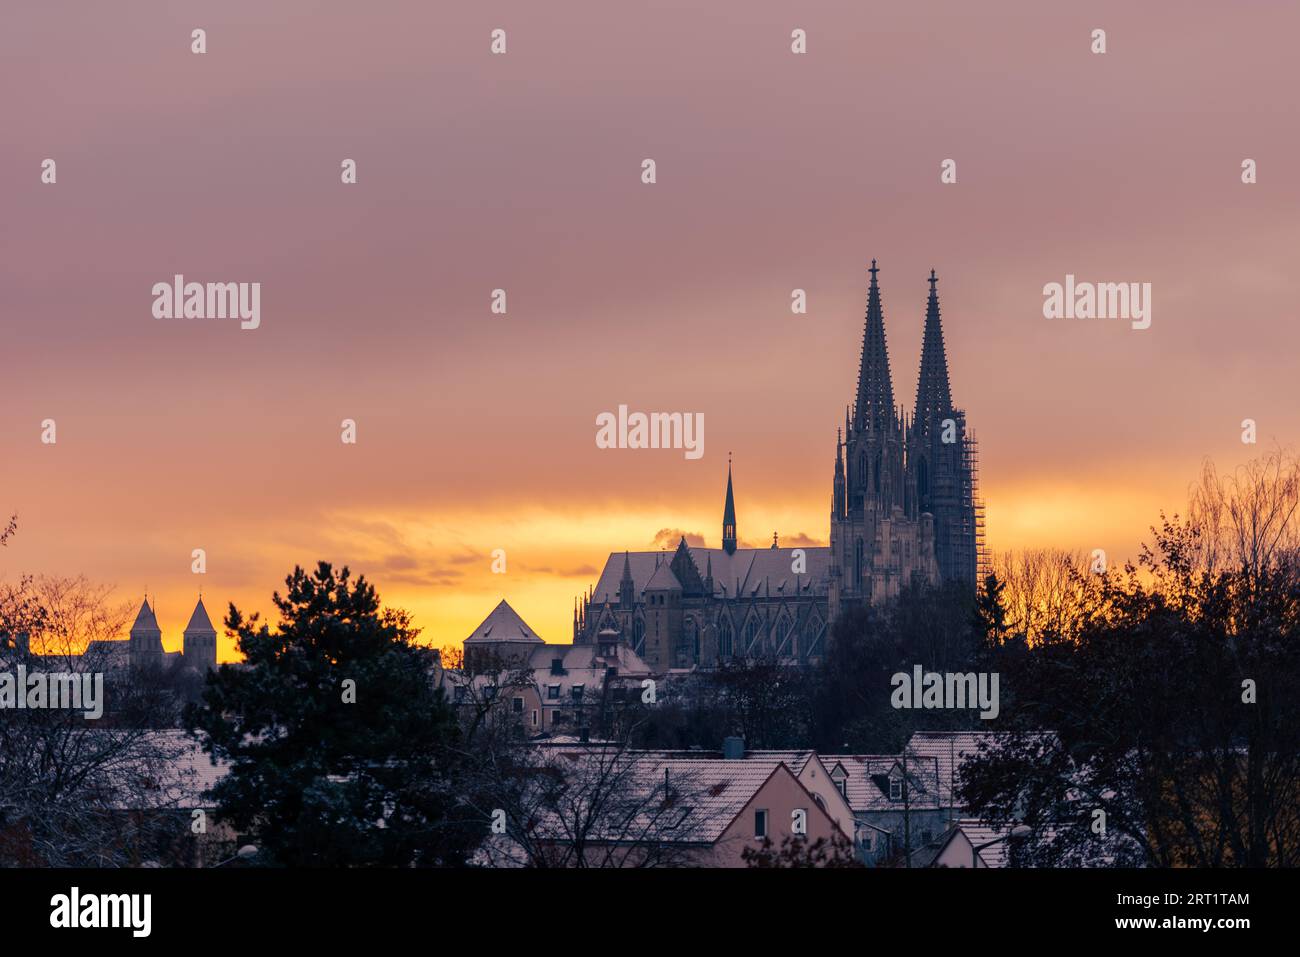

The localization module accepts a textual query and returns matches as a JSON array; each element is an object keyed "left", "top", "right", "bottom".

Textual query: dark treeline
[
  {"left": 614, "top": 580, "right": 987, "bottom": 755},
  {"left": 3, "top": 450, "right": 1298, "bottom": 867},
  {"left": 962, "top": 515, "right": 1300, "bottom": 867},
  {"left": 960, "top": 450, "right": 1300, "bottom": 867}
]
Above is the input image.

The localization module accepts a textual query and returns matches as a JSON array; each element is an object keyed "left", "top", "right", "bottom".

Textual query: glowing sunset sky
[{"left": 3, "top": 2, "right": 1298, "bottom": 660}]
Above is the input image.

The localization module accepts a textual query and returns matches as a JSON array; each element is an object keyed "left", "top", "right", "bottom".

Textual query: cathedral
[{"left": 575, "top": 262, "right": 981, "bottom": 669}]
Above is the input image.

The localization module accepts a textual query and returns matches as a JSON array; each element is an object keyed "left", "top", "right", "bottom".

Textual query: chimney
[{"left": 722, "top": 736, "right": 744, "bottom": 760}]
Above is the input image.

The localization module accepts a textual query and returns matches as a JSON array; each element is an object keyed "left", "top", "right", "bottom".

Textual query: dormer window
[{"left": 889, "top": 778, "right": 902, "bottom": 801}]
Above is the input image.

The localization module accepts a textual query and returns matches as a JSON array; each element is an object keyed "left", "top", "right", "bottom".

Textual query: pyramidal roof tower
[
  {"left": 465, "top": 599, "right": 545, "bottom": 644},
  {"left": 129, "top": 597, "right": 160, "bottom": 636},
  {"left": 183, "top": 596, "right": 218, "bottom": 671},
  {"left": 184, "top": 596, "right": 216, "bottom": 634},
  {"left": 128, "top": 596, "right": 164, "bottom": 670},
  {"left": 463, "top": 598, "right": 546, "bottom": 669}
]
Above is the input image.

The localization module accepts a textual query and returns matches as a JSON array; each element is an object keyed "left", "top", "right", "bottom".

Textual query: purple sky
[{"left": 3, "top": 1, "right": 1298, "bottom": 654}]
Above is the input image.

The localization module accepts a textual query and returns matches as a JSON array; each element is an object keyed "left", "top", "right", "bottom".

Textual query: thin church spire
[
  {"left": 855, "top": 259, "right": 898, "bottom": 433},
  {"left": 722, "top": 454, "right": 737, "bottom": 555},
  {"left": 914, "top": 268, "right": 953, "bottom": 426}
]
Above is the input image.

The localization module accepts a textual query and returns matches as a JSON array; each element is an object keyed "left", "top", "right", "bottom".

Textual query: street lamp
[
  {"left": 970, "top": 825, "right": 1030, "bottom": 868},
  {"left": 211, "top": 844, "right": 259, "bottom": 868}
]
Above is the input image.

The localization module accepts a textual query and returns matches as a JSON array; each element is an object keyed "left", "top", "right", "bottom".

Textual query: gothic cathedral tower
[
  {"left": 906, "top": 271, "right": 980, "bottom": 585},
  {"left": 830, "top": 262, "right": 965, "bottom": 620}
]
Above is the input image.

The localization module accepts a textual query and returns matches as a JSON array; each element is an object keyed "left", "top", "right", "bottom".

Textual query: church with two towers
[
  {"left": 573, "top": 262, "right": 982, "bottom": 670},
  {"left": 126, "top": 595, "right": 218, "bottom": 672}
]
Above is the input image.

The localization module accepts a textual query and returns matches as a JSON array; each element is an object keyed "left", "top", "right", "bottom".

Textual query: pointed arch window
[
  {"left": 718, "top": 618, "right": 734, "bottom": 658},
  {"left": 804, "top": 617, "right": 821, "bottom": 656},
  {"left": 775, "top": 611, "right": 794, "bottom": 656},
  {"left": 632, "top": 616, "right": 646, "bottom": 656}
]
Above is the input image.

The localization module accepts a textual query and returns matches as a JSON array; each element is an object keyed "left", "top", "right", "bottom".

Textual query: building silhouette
[
  {"left": 5, "top": 595, "right": 219, "bottom": 676},
  {"left": 829, "top": 263, "right": 982, "bottom": 618},
  {"left": 575, "top": 262, "right": 982, "bottom": 667},
  {"left": 127, "top": 596, "right": 218, "bottom": 672}
]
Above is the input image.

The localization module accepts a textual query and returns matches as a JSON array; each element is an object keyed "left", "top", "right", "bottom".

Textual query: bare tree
[
  {"left": 451, "top": 694, "right": 707, "bottom": 868},
  {"left": 988, "top": 548, "right": 1098, "bottom": 644},
  {"left": 444, "top": 646, "right": 537, "bottom": 751},
  {"left": 710, "top": 654, "right": 812, "bottom": 748},
  {"left": 962, "top": 458, "right": 1300, "bottom": 868},
  {"left": 1188, "top": 446, "right": 1300, "bottom": 580},
  {"left": 438, "top": 644, "right": 465, "bottom": 671},
  {"left": 0, "top": 557, "right": 193, "bottom": 866},
  {"left": 25, "top": 575, "right": 133, "bottom": 659}
]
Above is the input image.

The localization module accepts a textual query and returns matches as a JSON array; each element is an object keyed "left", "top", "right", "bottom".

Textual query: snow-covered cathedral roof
[{"left": 591, "top": 544, "right": 832, "bottom": 605}]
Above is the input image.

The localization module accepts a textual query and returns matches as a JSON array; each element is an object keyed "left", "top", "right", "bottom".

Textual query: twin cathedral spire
[
  {"left": 713, "top": 260, "right": 978, "bottom": 608},
  {"left": 830, "top": 261, "right": 979, "bottom": 613},
  {"left": 850, "top": 261, "right": 954, "bottom": 446}
]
